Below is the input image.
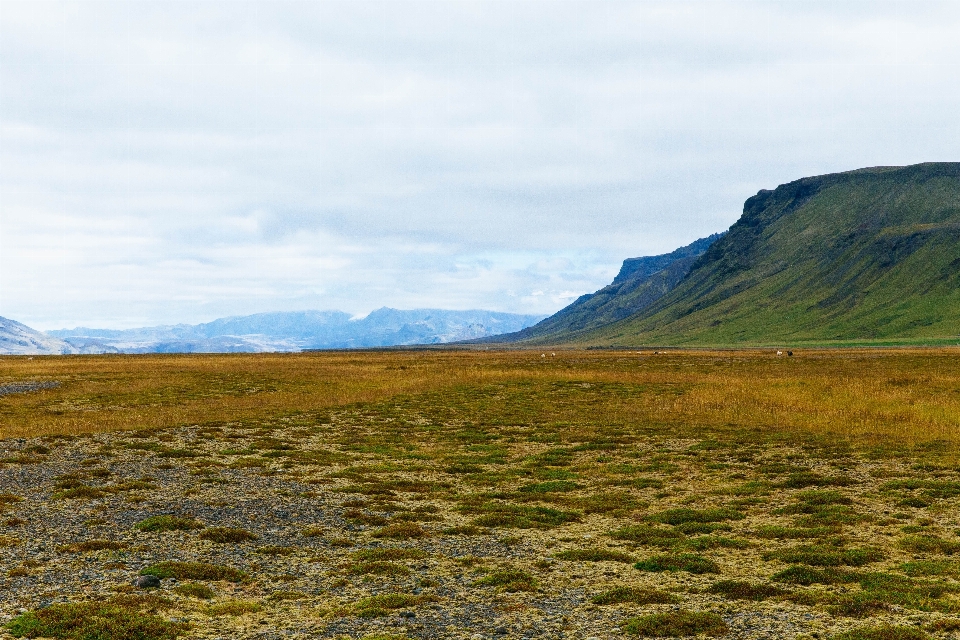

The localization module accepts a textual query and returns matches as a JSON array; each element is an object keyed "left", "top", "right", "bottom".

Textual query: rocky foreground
[{"left": 1, "top": 382, "right": 959, "bottom": 639}]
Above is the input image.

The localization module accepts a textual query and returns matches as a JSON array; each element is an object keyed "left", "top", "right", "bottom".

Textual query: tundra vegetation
[{"left": 1, "top": 349, "right": 960, "bottom": 639}]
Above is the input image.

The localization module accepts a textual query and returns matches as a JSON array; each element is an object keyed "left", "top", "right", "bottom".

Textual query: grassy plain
[
  {"left": 3, "top": 349, "right": 960, "bottom": 638},
  {"left": 3, "top": 348, "right": 960, "bottom": 445}
]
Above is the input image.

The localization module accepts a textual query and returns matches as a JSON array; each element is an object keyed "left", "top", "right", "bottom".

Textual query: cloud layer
[{"left": 2, "top": 1, "right": 959, "bottom": 329}]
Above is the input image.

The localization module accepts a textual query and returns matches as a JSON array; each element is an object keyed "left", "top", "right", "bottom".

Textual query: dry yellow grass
[
  {"left": 2, "top": 348, "right": 960, "bottom": 447},
  {"left": 6, "top": 348, "right": 960, "bottom": 638}
]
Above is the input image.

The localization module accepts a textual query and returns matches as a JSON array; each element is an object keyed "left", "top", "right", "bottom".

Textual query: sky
[{"left": 2, "top": 1, "right": 960, "bottom": 330}]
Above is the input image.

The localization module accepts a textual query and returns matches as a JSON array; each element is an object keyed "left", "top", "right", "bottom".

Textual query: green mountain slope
[
  {"left": 577, "top": 163, "right": 960, "bottom": 346},
  {"left": 495, "top": 234, "right": 722, "bottom": 344}
]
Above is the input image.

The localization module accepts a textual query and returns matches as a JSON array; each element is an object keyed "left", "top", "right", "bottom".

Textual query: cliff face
[{"left": 581, "top": 163, "right": 960, "bottom": 345}]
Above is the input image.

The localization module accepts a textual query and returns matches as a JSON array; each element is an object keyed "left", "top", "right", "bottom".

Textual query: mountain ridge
[
  {"left": 548, "top": 162, "right": 960, "bottom": 346},
  {"left": 0, "top": 316, "right": 76, "bottom": 355},
  {"left": 49, "top": 308, "right": 546, "bottom": 353},
  {"left": 488, "top": 233, "right": 723, "bottom": 344}
]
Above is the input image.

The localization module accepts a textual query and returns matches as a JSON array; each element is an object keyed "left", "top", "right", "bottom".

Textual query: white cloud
[{"left": 1, "top": 0, "right": 959, "bottom": 329}]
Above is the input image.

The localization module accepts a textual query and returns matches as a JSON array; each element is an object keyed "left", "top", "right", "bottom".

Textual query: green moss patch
[
  {"left": 634, "top": 553, "right": 719, "bottom": 574},
  {"left": 708, "top": 579, "right": 786, "bottom": 601},
  {"left": 829, "top": 625, "right": 929, "bottom": 640},
  {"left": 6, "top": 596, "right": 185, "bottom": 639},
  {"left": 140, "top": 561, "right": 245, "bottom": 582},
  {"left": 134, "top": 515, "right": 204, "bottom": 532},
  {"left": 591, "top": 586, "right": 678, "bottom": 605},
  {"left": 622, "top": 610, "right": 728, "bottom": 637},
  {"left": 608, "top": 525, "right": 684, "bottom": 548},
  {"left": 763, "top": 544, "right": 884, "bottom": 567},
  {"left": 354, "top": 593, "right": 439, "bottom": 618},
  {"left": 645, "top": 508, "right": 744, "bottom": 526},
  {"left": 56, "top": 539, "right": 126, "bottom": 553},
  {"left": 475, "top": 569, "right": 538, "bottom": 592}
]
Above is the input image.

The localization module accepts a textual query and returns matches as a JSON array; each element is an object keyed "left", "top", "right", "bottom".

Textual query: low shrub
[
  {"left": 57, "top": 539, "right": 126, "bottom": 553},
  {"left": 771, "top": 565, "right": 859, "bottom": 585},
  {"left": 763, "top": 545, "right": 884, "bottom": 567},
  {"left": 898, "top": 535, "right": 960, "bottom": 555},
  {"left": 708, "top": 580, "right": 786, "bottom": 601},
  {"left": 829, "top": 625, "right": 929, "bottom": 640},
  {"left": 134, "top": 515, "right": 204, "bottom": 532},
  {"left": 354, "top": 593, "right": 437, "bottom": 618},
  {"left": 173, "top": 582, "right": 215, "bottom": 599},
  {"left": 608, "top": 525, "right": 684, "bottom": 548},
  {"left": 622, "top": 610, "right": 728, "bottom": 637},
  {"left": 634, "top": 553, "right": 719, "bottom": 574},
  {"left": 140, "top": 561, "right": 245, "bottom": 582},
  {"left": 6, "top": 598, "right": 185, "bottom": 639},
  {"left": 591, "top": 586, "right": 678, "bottom": 605},
  {"left": 646, "top": 508, "right": 744, "bottom": 526},
  {"left": 475, "top": 569, "right": 537, "bottom": 592}
]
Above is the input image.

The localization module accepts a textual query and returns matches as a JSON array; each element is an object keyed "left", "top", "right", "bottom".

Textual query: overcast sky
[{"left": 2, "top": 1, "right": 960, "bottom": 329}]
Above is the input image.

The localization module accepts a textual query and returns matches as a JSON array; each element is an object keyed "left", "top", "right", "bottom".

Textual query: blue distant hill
[{"left": 49, "top": 308, "right": 546, "bottom": 353}]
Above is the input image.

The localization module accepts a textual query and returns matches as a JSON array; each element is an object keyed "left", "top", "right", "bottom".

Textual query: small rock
[
  {"left": 133, "top": 575, "right": 161, "bottom": 589},
  {"left": 494, "top": 628, "right": 509, "bottom": 636}
]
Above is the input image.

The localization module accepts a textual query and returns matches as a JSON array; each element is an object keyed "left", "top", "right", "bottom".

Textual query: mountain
[
  {"left": 544, "top": 162, "right": 960, "bottom": 346},
  {"left": 0, "top": 316, "right": 76, "bottom": 355},
  {"left": 51, "top": 308, "right": 546, "bottom": 353},
  {"left": 495, "top": 234, "right": 723, "bottom": 344}
]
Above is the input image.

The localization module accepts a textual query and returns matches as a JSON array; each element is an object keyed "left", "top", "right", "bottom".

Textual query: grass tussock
[
  {"left": 591, "top": 586, "right": 679, "bottom": 605},
  {"left": 134, "top": 515, "right": 204, "bottom": 532},
  {"left": 140, "top": 561, "right": 245, "bottom": 582},
  {"left": 829, "top": 626, "right": 930, "bottom": 640},
  {"left": 56, "top": 539, "right": 126, "bottom": 553},
  {"left": 354, "top": 593, "right": 439, "bottom": 618},
  {"left": 622, "top": 610, "right": 728, "bottom": 637},
  {"left": 708, "top": 579, "right": 786, "bottom": 601},
  {"left": 6, "top": 596, "right": 185, "bottom": 639},
  {"left": 475, "top": 569, "right": 538, "bottom": 592},
  {"left": 634, "top": 553, "right": 720, "bottom": 574}
]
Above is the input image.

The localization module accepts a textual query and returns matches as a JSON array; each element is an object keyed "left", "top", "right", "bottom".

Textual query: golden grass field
[
  {"left": 3, "top": 348, "right": 960, "bottom": 640},
  {"left": 3, "top": 348, "right": 960, "bottom": 447}
]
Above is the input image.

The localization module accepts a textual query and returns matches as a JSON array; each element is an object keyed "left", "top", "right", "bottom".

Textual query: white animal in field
[
  {"left": 541, "top": 354, "right": 545, "bottom": 358},
  {"left": 776, "top": 350, "right": 783, "bottom": 356}
]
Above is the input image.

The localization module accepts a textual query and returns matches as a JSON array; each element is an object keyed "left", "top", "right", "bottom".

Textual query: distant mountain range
[
  {"left": 504, "top": 162, "right": 960, "bottom": 346},
  {"left": 8, "top": 162, "right": 960, "bottom": 354},
  {"left": 0, "top": 317, "right": 74, "bottom": 355},
  {"left": 39, "top": 308, "right": 545, "bottom": 354}
]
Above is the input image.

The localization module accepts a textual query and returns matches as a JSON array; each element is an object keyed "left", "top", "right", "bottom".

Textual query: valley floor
[{"left": 1, "top": 350, "right": 960, "bottom": 639}]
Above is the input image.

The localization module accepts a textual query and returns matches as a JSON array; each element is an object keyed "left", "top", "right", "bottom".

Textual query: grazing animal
[
  {"left": 788, "top": 351, "right": 793, "bottom": 356},
  {"left": 776, "top": 350, "right": 783, "bottom": 356}
]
